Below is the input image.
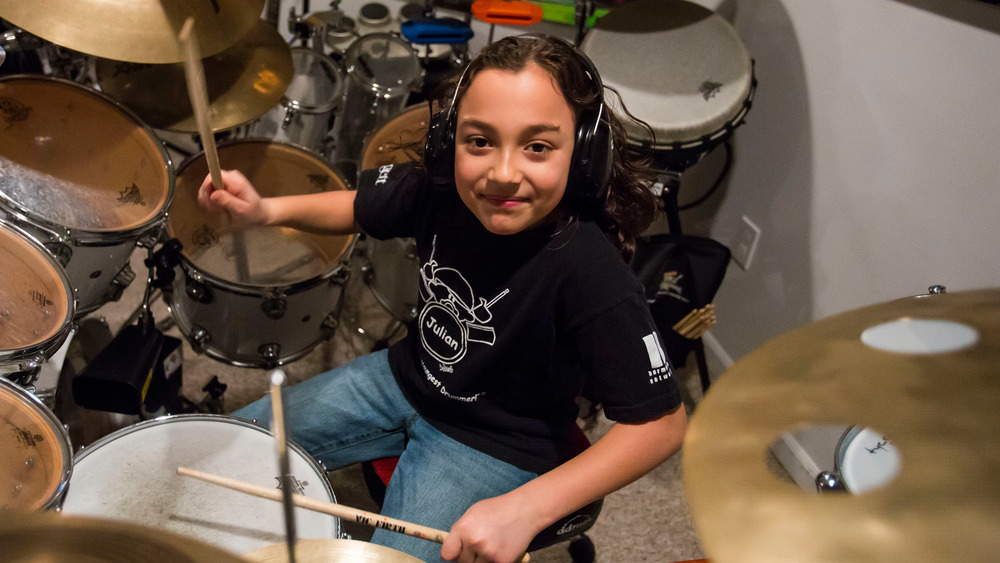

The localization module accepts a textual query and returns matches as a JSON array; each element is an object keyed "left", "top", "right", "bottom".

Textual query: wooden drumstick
[
  {"left": 176, "top": 466, "right": 531, "bottom": 563},
  {"left": 269, "top": 370, "right": 298, "bottom": 563},
  {"left": 179, "top": 17, "right": 250, "bottom": 283},
  {"left": 179, "top": 18, "right": 222, "bottom": 189}
]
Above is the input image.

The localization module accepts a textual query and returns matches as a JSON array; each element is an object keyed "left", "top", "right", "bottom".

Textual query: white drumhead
[
  {"left": 836, "top": 426, "right": 902, "bottom": 494},
  {"left": 62, "top": 415, "right": 340, "bottom": 556},
  {"left": 581, "top": 0, "right": 753, "bottom": 145}
]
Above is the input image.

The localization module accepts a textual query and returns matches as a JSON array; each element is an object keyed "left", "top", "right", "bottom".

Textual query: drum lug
[
  {"left": 43, "top": 241, "right": 73, "bottom": 267},
  {"left": 261, "top": 296, "right": 287, "bottom": 320},
  {"left": 329, "top": 266, "right": 350, "bottom": 287},
  {"left": 258, "top": 343, "right": 281, "bottom": 366},
  {"left": 185, "top": 276, "right": 213, "bottom": 304},
  {"left": 281, "top": 104, "right": 298, "bottom": 130},
  {"left": 321, "top": 312, "right": 339, "bottom": 334},
  {"left": 189, "top": 325, "right": 212, "bottom": 353},
  {"left": 108, "top": 263, "right": 136, "bottom": 302}
]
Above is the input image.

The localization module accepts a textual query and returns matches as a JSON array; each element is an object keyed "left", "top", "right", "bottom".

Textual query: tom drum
[
  {"left": 0, "top": 75, "right": 174, "bottom": 316},
  {"left": 166, "top": 140, "right": 355, "bottom": 368}
]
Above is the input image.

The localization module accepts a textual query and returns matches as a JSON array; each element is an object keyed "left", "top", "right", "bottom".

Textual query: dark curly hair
[{"left": 443, "top": 34, "right": 659, "bottom": 261}]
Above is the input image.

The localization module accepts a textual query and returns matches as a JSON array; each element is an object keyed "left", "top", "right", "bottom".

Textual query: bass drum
[
  {"left": 358, "top": 103, "right": 430, "bottom": 323},
  {"left": 0, "top": 218, "right": 75, "bottom": 383},
  {"left": 166, "top": 140, "right": 355, "bottom": 368},
  {"left": 0, "top": 377, "right": 72, "bottom": 511},
  {"left": 61, "top": 414, "right": 342, "bottom": 556},
  {"left": 0, "top": 75, "right": 173, "bottom": 316}
]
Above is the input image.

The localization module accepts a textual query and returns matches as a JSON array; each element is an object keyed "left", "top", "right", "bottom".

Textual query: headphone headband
[{"left": 425, "top": 33, "right": 613, "bottom": 210}]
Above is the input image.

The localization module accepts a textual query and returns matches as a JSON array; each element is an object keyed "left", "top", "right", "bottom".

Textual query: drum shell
[
  {"left": 0, "top": 75, "right": 174, "bottom": 316},
  {"left": 60, "top": 414, "right": 342, "bottom": 555},
  {"left": 0, "top": 218, "right": 75, "bottom": 377},
  {"left": 333, "top": 33, "right": 423, "bottom": 178},
  {"left": 166, "top": 140, "right": 355, "bottom": 368},
  {"left": 0, "top": 377, "right": 73, "bottom": 511},
  {"left": 249, "top": 48, "right": 345, "bottom": 155}
]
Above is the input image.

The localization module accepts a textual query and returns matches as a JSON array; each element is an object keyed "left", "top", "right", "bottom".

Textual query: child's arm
[
  {"left": 441, "top": 406, "right": 688, "bottom": 563},
  {"left": 198, "top": 170, "right": 359, "bottom": 235}
]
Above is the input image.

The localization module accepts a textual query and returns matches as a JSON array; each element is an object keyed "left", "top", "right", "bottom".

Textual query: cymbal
[
  {"left": 0, "top": 512, "right": 247, "bottom": 562},
  {"left": 683, "top": 288, "right": 1000, "bottom": 562},
  {"left": 0, "top": 0, "right": 265, "bottom": 64},
  {"left": 96, "top": 19, "right": 292, "bottom": 133},
  {"left": 244, "top": 538, "right": 423, "bottom": 562}
]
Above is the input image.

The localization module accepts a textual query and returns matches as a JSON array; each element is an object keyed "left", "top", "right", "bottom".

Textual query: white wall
[{"left": 677, "top": 0, "right": 1000, "bottom": 370}]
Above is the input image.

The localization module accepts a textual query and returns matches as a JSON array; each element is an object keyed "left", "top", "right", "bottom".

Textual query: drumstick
[
  {"left": 179, "top": 17, "right": 250, "bottom": 283},
  {"left": 269, "top": 370, "right": 298, "bottom": 563},
  {"left": 176, "top": 466, "right": 531, "bottom": 563}
]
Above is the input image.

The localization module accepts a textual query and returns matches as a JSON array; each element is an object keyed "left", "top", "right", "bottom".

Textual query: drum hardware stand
[{"left": 178, "top": 375, "right": 228, "bottom": 415}]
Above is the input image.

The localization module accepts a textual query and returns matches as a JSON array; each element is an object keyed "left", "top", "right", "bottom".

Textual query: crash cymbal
[
  {"left": 0, "top": 512, "right": 247, "bottom": 562},
  {"left": 683, "top": 288, "right": 1000, "bottom": 562},
  {"left": 0, "top": 0, "right": 264, "bottom": 64},
  {"left": 244, "top": 538, "right": 423, "bottom": 562},
  {"left": 96, "top": 19, "right": 292, "bottom": 133}
]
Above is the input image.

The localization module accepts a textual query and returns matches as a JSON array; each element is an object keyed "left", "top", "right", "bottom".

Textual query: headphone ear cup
[
  {"left": 425, "top": 109, "right": 456, "bottom": 190},
  {"left": 567, "top": 111, "right": 613, "bottom": 206}
]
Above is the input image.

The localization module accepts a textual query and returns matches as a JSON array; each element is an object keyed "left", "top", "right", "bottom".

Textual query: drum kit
[{"left": 8, "top": 1, "right": 988, "bottom": 562}]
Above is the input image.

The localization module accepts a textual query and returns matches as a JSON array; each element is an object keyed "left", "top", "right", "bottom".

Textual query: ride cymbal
[
  {"left": 683, "top": 288, "right": 1000, "bottom": 562},
  {"left": 0, "top": 512, "right": 247, "bottom": 562},
  {"left": 0, "top": 0, "right": 264, "bottom": 64},
  {"left": 96, "top": 19, "right": 293, "bottom": 133},
  {"left": 244, "top": 538, "right": 423, "bottom": 562}
]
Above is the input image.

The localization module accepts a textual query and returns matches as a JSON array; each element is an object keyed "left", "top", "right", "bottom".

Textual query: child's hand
[
  {"left": 441, "top": 493, "right": 537, "bottom": 563},
  {"left": 197, "top": 170, "right": 270, "bottom": 228}
]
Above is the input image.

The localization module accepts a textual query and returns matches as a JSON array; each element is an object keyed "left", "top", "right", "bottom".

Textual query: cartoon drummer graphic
[{"left": 418, "top": 237, "right": 507, "bottom": 366}]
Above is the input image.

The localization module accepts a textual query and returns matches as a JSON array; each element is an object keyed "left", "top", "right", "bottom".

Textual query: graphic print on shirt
[
  {"left": 644, "top": 332, "right": 674, "bottom": 384},
  {"left": 418, "top": 236, "right": 508, "bottom": 366}
]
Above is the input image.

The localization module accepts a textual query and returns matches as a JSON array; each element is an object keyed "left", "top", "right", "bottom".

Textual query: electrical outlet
[{"left": 732, "top": 215, "right": 761, "bottom": 270}]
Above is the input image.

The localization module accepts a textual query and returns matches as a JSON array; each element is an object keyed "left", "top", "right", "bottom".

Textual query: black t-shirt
[{"left": 355, "top": 163, "right": 682, "bottom": 474}]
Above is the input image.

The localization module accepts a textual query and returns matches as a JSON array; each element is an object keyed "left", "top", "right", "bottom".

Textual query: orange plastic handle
[{"left": 471, "top": 0, "right": 544, "bottom": 25}]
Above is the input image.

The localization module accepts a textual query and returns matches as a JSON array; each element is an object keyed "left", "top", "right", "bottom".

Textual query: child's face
[{"left": 453, "top": 62, "right": 575, "bottom": 235}]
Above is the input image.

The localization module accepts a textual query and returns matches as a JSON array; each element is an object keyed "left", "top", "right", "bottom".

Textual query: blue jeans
[{"left": 233, "top": 350, "right": 537, "bottom": 562}]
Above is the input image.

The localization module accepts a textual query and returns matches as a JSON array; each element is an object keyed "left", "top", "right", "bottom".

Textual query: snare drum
[
  {"left": 0, "top": 76, "right": 174, "bottom": 316},
  {"left": 0, "top": 219, "right": 75, "bottom": 382},
  {"left": 60, "top": 414, "right": 342, "bottom": 555},
  {"left": 166, "top": 140, "right": 355, "bottom": 368},
  {"left": 333, "top": 33, "right": 423, "bottom": 180},
  {"left": 835, "top": 426, "right": 902, "bottom": 494},
  {"left": 250, "top": 47, "right": 345, "bottom": 156},
  {"left": 0, "top": 377, "right": 72, "bottom": 511},
  {"left": 359, "top": 104, "right": 430, "bottom": 322},
  {"left": 581, "top": 0, "right": 755, "bottom": 169}
]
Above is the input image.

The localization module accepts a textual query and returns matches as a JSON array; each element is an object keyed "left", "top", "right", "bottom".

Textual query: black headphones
[{"left": 424, "top": 34, "right": 613, "bottom": 211}]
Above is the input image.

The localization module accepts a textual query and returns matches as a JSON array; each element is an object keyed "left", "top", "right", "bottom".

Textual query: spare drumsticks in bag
[{"left": 673, "top": 304, "right": 716, "bottom": 340}]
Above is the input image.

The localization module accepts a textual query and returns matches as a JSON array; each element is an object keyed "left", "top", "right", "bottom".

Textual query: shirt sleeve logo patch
[{"left": 644, "top": 332, "right": 673, "bottom": 383}]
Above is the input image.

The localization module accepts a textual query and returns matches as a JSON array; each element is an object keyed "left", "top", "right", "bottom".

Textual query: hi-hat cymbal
[
  {"left": 0, "top": 0, "right": 265, "bottom": 63},
  {"left": 96, "top": 19, "right": 292, "bottom": 133},
  {"left": 244, "top": 538, "right": 423, "bottom": 562},
  {"left": 683, "top": 288, "right": 1000, "bottom": 562},
  {"left": 0, "top": 512, "right": 247, "bottom": 562}
]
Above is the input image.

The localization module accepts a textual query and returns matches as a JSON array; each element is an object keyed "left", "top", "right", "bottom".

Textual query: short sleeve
[
  {"left": 354, "top": 162, "right": 428, "bottom": 239},
  {"left": 574, "top": 291, "right": 683, "bottom": 422}
]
